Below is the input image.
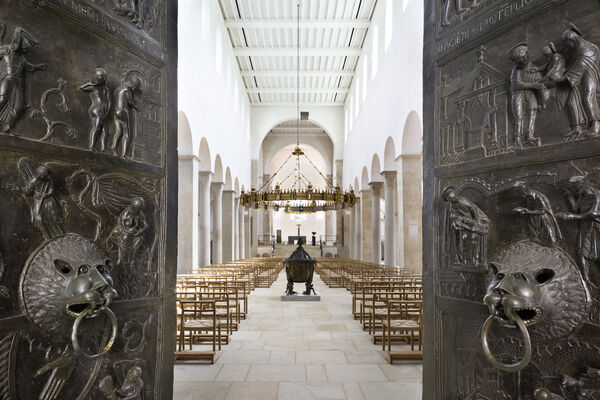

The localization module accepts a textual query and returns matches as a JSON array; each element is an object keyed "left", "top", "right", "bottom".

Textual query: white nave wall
[
  {"left": 178, "top": 0, "right": 251, "bottom": 184},
  {"left": 343, "top": 0, "right": 424, "bottom": 188}
]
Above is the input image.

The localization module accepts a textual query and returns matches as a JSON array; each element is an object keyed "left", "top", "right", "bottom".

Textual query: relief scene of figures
[{"left": 437, "top": 5, "right": 600, "bottom": 167}]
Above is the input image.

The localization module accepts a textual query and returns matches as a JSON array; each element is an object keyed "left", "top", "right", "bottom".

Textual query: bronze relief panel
[
  {"left": 435, "top": 2, "right": 600, "bottom": 169},
  {"left": 0, "top": 0, "right": 175, "bottom": 399}
]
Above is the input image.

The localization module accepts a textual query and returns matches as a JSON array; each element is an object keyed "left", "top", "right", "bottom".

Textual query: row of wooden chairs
[
  {"left": 175, "top": 259, "right": 283, "bottom": 363},
  {"left": 316, "top": 259, "right": 423, "bottom": 363}
]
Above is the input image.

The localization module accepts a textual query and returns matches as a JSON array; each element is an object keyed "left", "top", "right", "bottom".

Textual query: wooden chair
[
  {"left": 175, "top": 299, "right": 222, "bottom": 363},
  {"left": 382, "top": 300, "right": 423, "bottom": 363}
]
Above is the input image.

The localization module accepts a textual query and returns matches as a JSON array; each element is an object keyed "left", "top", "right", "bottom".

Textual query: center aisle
[{"left": 173, "top": 270, "right": 423, "bottom": 400}]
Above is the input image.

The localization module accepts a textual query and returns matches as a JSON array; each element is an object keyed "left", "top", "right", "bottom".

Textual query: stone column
[
  {"left": 349, "top": 205, "right": 355, "bottom": 259},
  {"left": 211, "top": 181, "right": 224, "bottom": 264},
  {"left": 222, "top": 189, "right": 235, "bottom": 262},
  {"left": 383, "top": 171, "right": 397, "bottom": 266},
  {"left": 402, "top": 155, "right": 423, "bottom": 271},
  {"left": 250, "top": 207, "right": 258, "bottom": 257},
  {"left": 261, "top": 174, "right": 271, "bottom": 241},
  {"left": 370, "top": 181, "right": 383, "bottom": 264},
  {"left": 234, "top": 196, "right": 239, "bottom": 260},
  {"left": 178, "top": 155, "right": 198, "bottom": 272},
  {"left": 360, "top": 189, "right": 372, "bottom": 262},
  {"left": 354, "top": 197, "right": 362, "bottom": 260},
  {"left": 334, "top": 160, "right": 344, "bottom": 257},
  {"left": 239, "top": 205, "right": 245, "bottom": 259},
  {"left": 198, "top": 171, "right": 212, "bottom": 267}
]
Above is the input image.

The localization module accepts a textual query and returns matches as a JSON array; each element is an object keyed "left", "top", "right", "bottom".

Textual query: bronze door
[
  {"left": 0, "top": 0, "right": 177, "bottom": 399},
  {"left": 424, "top": 1, "right": 600, "bottom": 398}
]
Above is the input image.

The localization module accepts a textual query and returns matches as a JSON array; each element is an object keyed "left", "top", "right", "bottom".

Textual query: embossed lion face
[
  {"left": 21, "top": 234, "right": 118, "bottom": 338},
  {"left": 483, "top": 241, "right": 587, "bottom": 340}
]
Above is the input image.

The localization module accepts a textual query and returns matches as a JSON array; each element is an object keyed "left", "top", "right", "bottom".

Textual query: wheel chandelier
[{"left": 239, "top": 1, "right": 355, "bottom": 214}]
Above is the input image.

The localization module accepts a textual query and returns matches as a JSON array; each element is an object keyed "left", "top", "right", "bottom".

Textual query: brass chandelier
[{"left": 239, "top": 1, "right": 355, "bottom": 214}]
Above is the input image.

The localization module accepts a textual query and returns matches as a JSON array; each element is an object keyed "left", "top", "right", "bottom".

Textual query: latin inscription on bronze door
[
  {"left": 0, "top": 0, "right": 177, "bottom": 399},
  {"left": 424, "top": 1, "right": 600, "bottom": 398}
]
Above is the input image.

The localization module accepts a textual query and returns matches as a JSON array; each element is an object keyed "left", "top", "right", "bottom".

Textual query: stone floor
[{"left": 173, "top": 270, "right": 423, "bottom": 400}]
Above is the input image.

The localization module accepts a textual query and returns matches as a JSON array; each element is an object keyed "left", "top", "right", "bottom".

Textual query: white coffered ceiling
[{"left": 218, "top": 0, "right": 377, "bottom": 106}]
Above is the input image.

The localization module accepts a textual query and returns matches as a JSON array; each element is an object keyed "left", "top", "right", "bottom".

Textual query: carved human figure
[
  {"left": 114, "top": 0, "right": 149, "bottom": 30},
  {"left": 442, "top": 187, "right": 490, "bottom": 265},
  {"left": 442, "top": 0, "right": 468, "bottom": 26},
  {"left": 508, "top": 43, "right": 545, "bottom": 148},
  {"left": 441, "top": 0, "right": 482, "bottom": 27},
  {"left": 107, "top": 197, "right": 149, "bottom": 267},
  {"left": 81, "top": 67, "right": 111, "bottom": 152},
  {"left": 99, "top": 365, "right": 143, "bottom": 400},
  {"left": 533, "top": 388, "right": 565, "bottom": 400},
  {"left": 16, "top": 158, "right": 65, "bottom": 240},
  {"left": 0, "top": 27, "right": 47, "bottom": 133},
  {"left": 556, "top": 168, "right": 600, "bottom": 284},
  {"left": 561, "top": 24, "right": 600, "bottom": 138},
  {"left": 112, "top": 75, "right": 142, "bottom": 159},
  {"left": 534, "top": 42, "right": 587, "bottom": 138},
  {"left": 513, "top": 180, "right": 562, "bottom": 246},
  {"left": 561, "top": 374, "right": 598, "bottom": 400}
]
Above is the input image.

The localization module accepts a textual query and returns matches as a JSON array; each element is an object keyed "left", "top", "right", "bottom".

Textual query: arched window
[
  {"left": 371, "top": 25, "right": 379, "bottom": 80},
  {"left": 215, "top": 30, "right": 222, "bottom": 75},
  {"left": 385, "top": 0, "right": 393, "bottom": 52},
  {"left": 362, "top": 58, "right": 368, "bottom": 103}
]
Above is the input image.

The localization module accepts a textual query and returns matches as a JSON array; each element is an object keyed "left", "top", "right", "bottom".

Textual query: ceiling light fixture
[{"left": 240, "top": 1, "right": 355, "bottom": 214}]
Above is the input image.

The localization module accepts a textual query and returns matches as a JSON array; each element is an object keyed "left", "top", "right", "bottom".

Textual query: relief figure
[
  {"left": 113, "top": 0, "right": 153, "bottom": 30},
  {"left": 508, "top": 43, "right": 545, "bottom": 148},
  {"left": 533, "top": 42, "right": 587, "bottom": 139},
  {"left": 107, "top": 197, "right": 149, "bottom": 267},
  {"left": 81, "top": 68, "right": 111, "bottom": 152},
  {"left": 513, "top": 180, "right": 562, "bottom": 246},
  {"left": 0, "top": 27, "right": 47, "bottom": 133},
  {"left": 561, "top": 24, "right": 600, "bottom": 138},
  {"left": 15, "top": 158, "right": 65, "bottom": 240},
  {"left": 99, "top": 365, "right": 143, "bottom": 400},
  {"left": 533, "top": 388, "right": 565, "bottom": 400},
  {"left": 441, "top": 0, "right": 481, "bottom": 27},
  {"left": 112, "top": 75, "right": 142, "bottom": 159},
  {"left": 556, "top": 165, "right": 600, "bottom": 285},
  {"left": 442, "top": 187, "right": 489, "bottom": 266}
]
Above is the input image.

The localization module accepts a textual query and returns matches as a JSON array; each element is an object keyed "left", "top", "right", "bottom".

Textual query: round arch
[
  {"left": 370, "top": 153, "right": 382, "bottom": 182},
  {"left": 402, "top": 111, "right": 422, "bottom": 155},
  {"left": 361, "top": 166, "right": 370, "bottom": 189},
  {"left": 383, "top": 136, "right": 396, "bottom": 171},
  {"left": 198, "top": 137, "right": 211, "bottom": 171},
  {"left": 225, "top": 167, "right": 233, "bottom": 190},
  {"left": 178, "top": 111, "right": 193, "bottom": 156},
  {"left": 213, "top": 154, "right": 224, "bottom": 183}
]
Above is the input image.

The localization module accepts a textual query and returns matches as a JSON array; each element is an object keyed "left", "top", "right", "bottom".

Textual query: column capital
[
  {"left": 178, "top": 154, "right": 201, "bottom": 162},
  {"left": 211, "top": 180, "right": 224, "bottom": 187},
  {"left": 369, "top": 181, "right": 384, "bottom": 190},
  {"left": 223, "top": 188, "right": 236, "bottom": 194},
  {"left": 381, "top": 170, "right": 397, "bottom": 177},
  {"left": 198, "top": 170, "right": 213, "bottom": 177}
]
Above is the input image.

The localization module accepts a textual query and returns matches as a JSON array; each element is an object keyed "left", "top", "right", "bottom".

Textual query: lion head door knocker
[
  {"left": 20, "top": 233, "right": 118, "bottom": 399},
  {"left": 480, "top": 241, "right": 587, "bottom": 372},
  {"left": 21, "top": 233, "right": 119, "bottom": 358}
]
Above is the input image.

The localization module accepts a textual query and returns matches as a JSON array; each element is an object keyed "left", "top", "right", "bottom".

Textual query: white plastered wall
[
  {"left": 342, "top": 0, "right": 424, "bottom": 268},
  {"left": 178, "top": 0, "right": 252, "bottom": 270}
]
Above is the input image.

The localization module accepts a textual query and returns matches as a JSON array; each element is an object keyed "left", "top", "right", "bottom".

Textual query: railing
[
  {"left": 257, "top": 235, "right": 272, "bottom": 246},
  {"left": 320, "top": 235, "right": 336, "bottom": 247}
]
